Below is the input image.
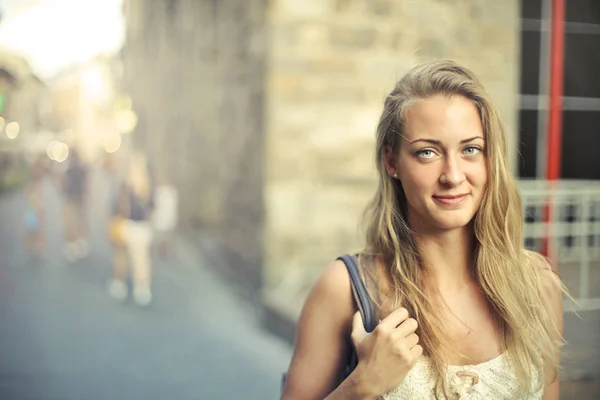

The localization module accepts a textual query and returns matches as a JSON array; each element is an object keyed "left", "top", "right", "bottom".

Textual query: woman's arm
[
  {"left": 539, "top": 260, "right": 564, "bottom": 400},
  {"left": 281, "top": 260, "right": 371, "bottom": 400}
]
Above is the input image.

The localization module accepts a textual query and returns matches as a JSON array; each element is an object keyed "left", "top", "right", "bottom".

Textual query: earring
[{"left": 393, "top": 172, "right": 398, "bottom": 178}]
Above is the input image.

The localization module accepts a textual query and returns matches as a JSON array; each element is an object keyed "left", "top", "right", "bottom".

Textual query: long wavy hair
[{"left": 360, "top": 60, "right": 562, "bottom": 397}]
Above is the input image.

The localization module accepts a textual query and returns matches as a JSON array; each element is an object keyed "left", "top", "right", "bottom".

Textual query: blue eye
[
  {"left": 463, "top": 146, "right": 481, "bottom": 156},
  {"left": 416, "top": 149, "right": 436, "bottom": 158}
]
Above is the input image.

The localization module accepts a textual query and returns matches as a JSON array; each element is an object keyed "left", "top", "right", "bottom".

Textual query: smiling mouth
[{"left": 432, "top": 194, "right": 469, "bottom": 205}]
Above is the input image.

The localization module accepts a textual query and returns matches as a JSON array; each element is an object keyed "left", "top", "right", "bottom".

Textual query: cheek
[
  {"left": 401, "top": 168, "right": 436, "bottom": 199},
  {"left": 472, "top": 162, "right": 488, "bottom": 189}
]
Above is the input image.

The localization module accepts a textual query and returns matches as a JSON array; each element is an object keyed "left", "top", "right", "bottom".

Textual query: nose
[{"left": 439, "top": 154, "right": 466, "bottom": 187}]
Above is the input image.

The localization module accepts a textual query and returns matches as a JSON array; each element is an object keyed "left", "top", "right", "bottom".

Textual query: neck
[{"left": 414, "top": 226, "right": 477, "bottom": 291}]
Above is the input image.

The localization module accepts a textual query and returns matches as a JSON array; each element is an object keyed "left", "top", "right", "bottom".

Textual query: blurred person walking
[
  {"left": 61, "top": 149, "right": 89, "bottom": 262},
  {"left": 24, "top": 156, "right": 46, "bottom": 261},
  {"left": 108, "top": 151, "right": 155, "bottom": 307}
]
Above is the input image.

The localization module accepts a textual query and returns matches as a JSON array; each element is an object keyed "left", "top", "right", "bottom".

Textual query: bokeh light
[
  {"left": 103, "top": 133, "right": 121, "bottom": 153},
  {"left": 46, "top": 140, "right": 69, "bottom": 161},
  {"left": 115, "top": 110, "right": 137, "bottom": 134},
  {"left": 55, "top": 142, "right": 69, "bottom": 162},
  {"left": 81, "top": 66, "right": 108, "bottom": 101},
  {"left": 5, "top": 122, "right": 20, "bottom": 139}
]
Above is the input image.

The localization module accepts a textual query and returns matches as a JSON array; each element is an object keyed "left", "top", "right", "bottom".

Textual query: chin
[{"left": 432, "top": 213, "right": 476, "bottom": 231}]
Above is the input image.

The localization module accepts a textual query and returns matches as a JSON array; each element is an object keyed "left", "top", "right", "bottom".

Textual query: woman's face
[{"left": 387, "top": 94, "right": 488, "bottom": 233}]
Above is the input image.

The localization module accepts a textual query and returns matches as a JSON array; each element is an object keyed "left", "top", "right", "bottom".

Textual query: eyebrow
[{"left": 408, "top": 136, "right": 484, "bottom": 145}]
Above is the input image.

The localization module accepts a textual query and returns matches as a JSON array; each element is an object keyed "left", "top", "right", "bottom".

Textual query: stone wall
[{"left": 263, "top": 0, "right": 521, "bottom": 317}]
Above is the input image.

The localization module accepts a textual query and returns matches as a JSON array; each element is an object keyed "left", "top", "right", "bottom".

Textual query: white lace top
[{"left": 381, "top": 353, "right": 543, "bottom": 399}]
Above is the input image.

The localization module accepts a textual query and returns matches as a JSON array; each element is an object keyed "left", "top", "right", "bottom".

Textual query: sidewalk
[{"left": 0, "top": 169, "right": 293, "bottom": 400}]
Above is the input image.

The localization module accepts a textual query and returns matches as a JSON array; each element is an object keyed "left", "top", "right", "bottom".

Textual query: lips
[{"left": 432, "top": 194, "right": 469, "bottom": 205}]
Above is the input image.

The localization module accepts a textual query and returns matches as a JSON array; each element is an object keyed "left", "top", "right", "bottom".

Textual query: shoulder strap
[
  {"left": 337, "top": 254, "right": 377, "bottom": 378},
  {"left": 338, "top": 254, "right": 376, "bottom": 332}
]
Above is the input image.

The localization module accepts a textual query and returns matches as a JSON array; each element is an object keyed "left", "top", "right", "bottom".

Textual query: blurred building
[
  {"left": 0, "top": 51, "right": 50, "bottom": 152},
  {"left": 46, "top": 56, "right": 126, "bottom": 162},
  {"left": 0, "top": 50, "right": 51, "bottom": 189},
  {"left": 121, "top": 0, "right": 520, "bottom": 301}
]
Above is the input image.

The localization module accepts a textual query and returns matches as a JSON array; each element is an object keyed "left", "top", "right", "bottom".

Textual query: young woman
[{"left": 281, "top": 61, "right": 564, "bottom": 399}]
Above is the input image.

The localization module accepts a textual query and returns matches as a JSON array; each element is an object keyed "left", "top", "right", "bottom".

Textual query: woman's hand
[{"left": 351, "top": 307, "right": 423, "bottom": 397}]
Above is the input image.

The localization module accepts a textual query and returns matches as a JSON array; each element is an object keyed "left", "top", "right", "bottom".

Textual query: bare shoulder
[
  {"left": 282, "top": 259, "right": 356, "bottom": 399},
  {"left": 301, "top": 259, "right": 355, "bottom": 330}
]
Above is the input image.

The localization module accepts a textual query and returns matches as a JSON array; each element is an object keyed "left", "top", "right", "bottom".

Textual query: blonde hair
[
  {"left": 127, "top": 152, "right": 150, "bottom": 203},
  {"left": 361, "top": 60, "right": 562, "bottom": 397}
]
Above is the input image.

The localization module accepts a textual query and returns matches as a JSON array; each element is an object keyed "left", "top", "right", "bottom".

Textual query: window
[{"left": 518, "top": 0, "right": 600, "bottom": 179}]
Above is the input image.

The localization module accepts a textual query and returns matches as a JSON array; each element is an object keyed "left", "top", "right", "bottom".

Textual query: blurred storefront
[
  {"left": 47, "top": 56, "right": 132, "bottom": 163},
  {"left": 0, "top": 51, "right": 51, "bottom": 191},
  {"left": 0, "top": 0, "right": 128, "bottom": 177}
]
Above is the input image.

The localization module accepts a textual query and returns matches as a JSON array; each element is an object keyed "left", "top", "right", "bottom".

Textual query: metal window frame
[
  {"left": 520, "top": 95, "right": 600, "bottom": 111},
  {"left": 522, "top": 18, "right": 600, "bottom": 35},
  {"left": 519, "top": 4, "right": 600, "bottom": 176}
]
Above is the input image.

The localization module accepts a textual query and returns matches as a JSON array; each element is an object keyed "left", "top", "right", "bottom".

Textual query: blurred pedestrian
[
  {"left": 61, "top": 149, "right": 89, "bottom": 262},
  {"left": 108, "top": 151, "right": 155, "bottom": 307},
  {"left": 24, "top": 156, "right": 46, "bottom": 261}
]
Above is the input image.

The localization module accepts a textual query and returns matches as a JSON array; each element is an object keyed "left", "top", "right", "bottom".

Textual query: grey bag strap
[
  {"left": 337, "top": 254, "right": 376, "bottom": 376},
  {"left": 338, "top": 254, "right": 376, "bottom": 333}
]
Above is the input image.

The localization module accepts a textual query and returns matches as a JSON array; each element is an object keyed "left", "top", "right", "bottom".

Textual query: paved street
[{"left": 0, "top": 168, "right": 292, "bottom": 400}]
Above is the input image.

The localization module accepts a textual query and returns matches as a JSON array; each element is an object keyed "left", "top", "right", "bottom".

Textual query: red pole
[
  {"left": 543, "top": 0, "right": 565, "bottom": 258},
  {"left": 547, "top": 0, "right": 565, "bottom": 181}
]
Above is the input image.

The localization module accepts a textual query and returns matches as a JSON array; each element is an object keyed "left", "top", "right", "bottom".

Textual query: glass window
[
  {"left": 521, "top": 0, "right": 542, "bottom": 19},
  {"left": 561, "top": 111, "right": 600, "bottom": 179},
  {"left": 566, "top": 0, "right": 600, "bottom": 24},
  {"left": 518, "top": 110, "right": 539, "bottom": 178},
  {"left": 564, "top": 34, "right": 600, "bottom": 98},
  {"left": 519, "top": 31, "right": 541, "bottom": 95}
]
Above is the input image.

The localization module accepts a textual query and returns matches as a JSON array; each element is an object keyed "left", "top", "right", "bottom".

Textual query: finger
[
  {"left": 404, "top": 333, "right": 419, "bottom": 348},
  {"left": 410, "top": 344, "right": 424, "bottom": 359},
  {"left": 351, "top": 311, "right": 367, "bottom": 343},
  {"left": 395, "top": 318, "right": 418, "bottom": 337},
  {"left": 379, "top": 307, "right": 409, "bottom": 330}
]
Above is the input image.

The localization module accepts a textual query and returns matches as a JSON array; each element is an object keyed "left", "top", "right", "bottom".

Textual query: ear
[{"left": 384, "top": 145, "right": 398, "bottom": 177}]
